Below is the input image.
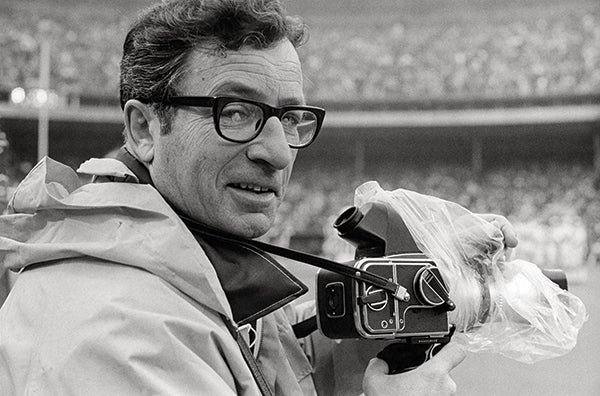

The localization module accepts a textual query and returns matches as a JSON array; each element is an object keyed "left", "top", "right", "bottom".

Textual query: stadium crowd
[
  {"left": 301, "top": 8, "right": 600, "bottom": 101},
  {"left": 0, "top": 5, "right": 598, "bottom": 103},
  {"left": 0, "top": 8, "right": 126, "bottom": 104}
]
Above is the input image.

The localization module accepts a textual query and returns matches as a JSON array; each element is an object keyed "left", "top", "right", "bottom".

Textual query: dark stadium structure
[{"left": 1, "top": 98, "right": 598, "bottom": 176}]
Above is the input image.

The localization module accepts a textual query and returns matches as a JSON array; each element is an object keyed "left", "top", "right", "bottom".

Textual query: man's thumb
[{"left": 365, "top": 357, "right": 391, "bottom": 375}]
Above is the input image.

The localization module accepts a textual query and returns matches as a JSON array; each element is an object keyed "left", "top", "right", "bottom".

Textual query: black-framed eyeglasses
[{"left": 163, "top": 96, "right": 326, "bottom": 149}]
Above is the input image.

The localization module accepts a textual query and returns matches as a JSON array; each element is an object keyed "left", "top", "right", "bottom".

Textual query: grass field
[{"left": 281, "top": 260, "right": 599, "bottom": 395}]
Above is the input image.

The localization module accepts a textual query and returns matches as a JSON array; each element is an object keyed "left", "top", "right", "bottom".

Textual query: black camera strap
[{"left": 180, "top": 216, "right": 410, "bottom": 302}]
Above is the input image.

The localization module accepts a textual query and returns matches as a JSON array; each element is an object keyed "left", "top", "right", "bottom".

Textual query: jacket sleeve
[
  {"left": 56, "top": 303, "right": 241, "bottom": 395},
  {"left": 4, "top": 261, "right": 259, "bottom": 396}
]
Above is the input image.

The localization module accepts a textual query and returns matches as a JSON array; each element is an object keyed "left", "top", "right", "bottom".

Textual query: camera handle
[
  {"left": 180, "top": 215, "right": 411, "bottom": 302},
  {"left": 376, "top": 325, "right": 456, "bottom": 374}
]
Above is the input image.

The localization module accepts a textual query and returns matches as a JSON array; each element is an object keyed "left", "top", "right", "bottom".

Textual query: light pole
[{"left": 37, "top": 24, "right": 51, "bottom": 161}]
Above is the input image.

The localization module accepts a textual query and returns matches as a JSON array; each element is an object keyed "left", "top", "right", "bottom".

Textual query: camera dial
[
  {"left": 414, "top": 266, "right": 450, "bottom": 307},
  {"left": 362, "top": 286, "right": 389, "bottom": 311}
]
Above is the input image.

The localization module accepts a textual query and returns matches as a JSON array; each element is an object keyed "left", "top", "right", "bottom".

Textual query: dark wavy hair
[{"left": 119, "top": 0, "right": 307, "bottom": 134}]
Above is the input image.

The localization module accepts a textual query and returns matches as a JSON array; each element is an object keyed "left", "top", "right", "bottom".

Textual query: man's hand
[
  {"left": 477, "top": 213, "right": 518, "bottom": 260},
  {"left": 362, "top": 342, "right": 466, "bottom": 396},
  {"left": 476, "top": 213, "right": 518, "bottom": 248}
]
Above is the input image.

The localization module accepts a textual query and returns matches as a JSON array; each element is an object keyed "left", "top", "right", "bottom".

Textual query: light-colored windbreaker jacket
[{"left": 0, "top": 157, "right": 321, "bottom": 395}]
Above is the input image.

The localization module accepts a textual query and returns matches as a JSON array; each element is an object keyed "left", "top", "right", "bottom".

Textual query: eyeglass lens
[{"left": 219, "top": 101, "right": 317, "bottom": 146}]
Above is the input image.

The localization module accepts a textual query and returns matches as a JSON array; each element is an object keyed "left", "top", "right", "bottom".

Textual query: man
[{"left": 0, "top": 0, "right": 517, "bottom": 394}]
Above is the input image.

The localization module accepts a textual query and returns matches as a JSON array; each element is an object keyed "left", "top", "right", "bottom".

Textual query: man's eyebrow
[
  {"left": 214, "top": 84, "right": 260, "bottom": 99},
  {"left": 212, "top": 83, "right": 305, "bottom": 106}
]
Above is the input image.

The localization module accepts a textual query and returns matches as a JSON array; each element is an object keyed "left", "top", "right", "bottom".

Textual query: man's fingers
[
  {"left": 478, "top": 213, "right": 519, "bottom": 248},
  {"left": 425, "top": 342, "right": 466, "bottom": 372}
]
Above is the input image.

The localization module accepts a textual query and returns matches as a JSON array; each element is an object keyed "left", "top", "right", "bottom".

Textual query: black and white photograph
[{"left": 0, "top": 0, "right": 598, "bottom": 394}]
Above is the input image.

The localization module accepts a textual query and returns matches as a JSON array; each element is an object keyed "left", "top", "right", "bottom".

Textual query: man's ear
[{"left": 123, "top": 100, "right": 157, "bottom": 164}]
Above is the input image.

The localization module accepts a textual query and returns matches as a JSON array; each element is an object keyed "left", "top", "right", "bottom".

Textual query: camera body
[
  {"left": 316, "top": 202, "right": 454, "bottom": 341},
  {"left": 317, "top": 254, "right": 453, "bottom": 340}
]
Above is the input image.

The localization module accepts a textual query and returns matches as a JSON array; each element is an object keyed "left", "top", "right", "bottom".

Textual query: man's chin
[{"left": 223, "top": 213, "right": 273, "bottom": 239}]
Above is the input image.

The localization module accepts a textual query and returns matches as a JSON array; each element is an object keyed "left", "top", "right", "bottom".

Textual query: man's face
[{"left": 149, "top": 40, "right": 303, "bottom": 238}]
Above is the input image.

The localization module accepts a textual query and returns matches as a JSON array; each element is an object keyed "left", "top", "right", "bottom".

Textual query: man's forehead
[
  {"left": 182, "top": 41, "right": 304, "bottom": 103},
  {"left": 190, "top": 42, "right": 301, "bottom": 69}
]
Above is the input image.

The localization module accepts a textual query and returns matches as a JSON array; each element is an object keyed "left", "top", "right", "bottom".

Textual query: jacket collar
[
  {"left": 195, "top": 234, "right": 307, "bottom": 325},
  {"left": 115, "top": 147, "right": 307, "bottom": 324}
]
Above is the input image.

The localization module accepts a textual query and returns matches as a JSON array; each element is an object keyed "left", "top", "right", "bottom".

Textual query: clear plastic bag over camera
[{"left": 354, "top": 181, "right": 587, "bottom": 363}]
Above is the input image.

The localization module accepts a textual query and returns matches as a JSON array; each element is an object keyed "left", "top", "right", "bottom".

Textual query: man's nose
[{"left": 246, "top": 116, "right": 294, "bottom": 169}]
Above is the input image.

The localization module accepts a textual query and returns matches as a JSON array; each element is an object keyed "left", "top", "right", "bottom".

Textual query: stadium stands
[
  {"left": 0, "top": 7, "right": 127, "bottom": 105},
  {"left": 302, "top": 8, "right": 600, "bottom": 102},
  {"left": 0, "top": 2, "right": 598, "bottom": 104}
]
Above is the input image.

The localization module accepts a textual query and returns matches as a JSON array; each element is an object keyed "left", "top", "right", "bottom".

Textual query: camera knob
[{"left": 414, "top": 266, "right": 450, "bottom": 307}]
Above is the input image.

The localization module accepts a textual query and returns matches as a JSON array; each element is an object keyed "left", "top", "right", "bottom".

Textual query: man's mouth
[{"left": 230, "top": 183, "right": 276, "bottom": 195}]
